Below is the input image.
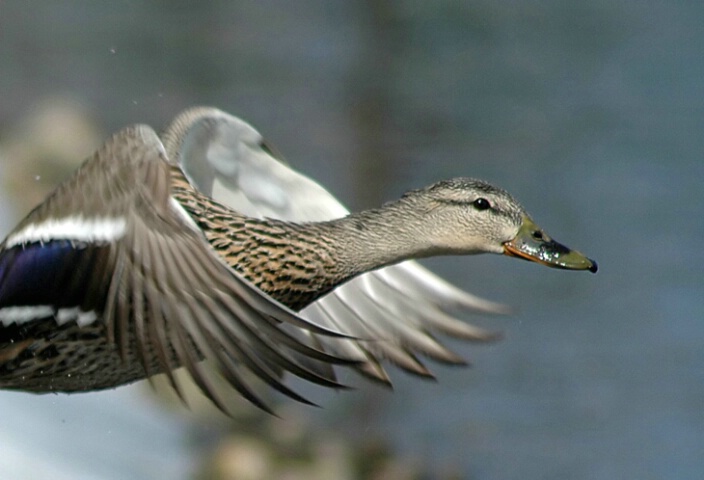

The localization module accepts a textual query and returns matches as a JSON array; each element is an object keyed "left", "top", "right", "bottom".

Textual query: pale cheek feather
[{"left": 5, "top": 216, "right": 127, "bottom": 247}]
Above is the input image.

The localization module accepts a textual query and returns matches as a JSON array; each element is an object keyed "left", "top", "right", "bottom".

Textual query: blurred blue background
[{"left": 0, "top": 1, "right": 701, "bottom": 479}]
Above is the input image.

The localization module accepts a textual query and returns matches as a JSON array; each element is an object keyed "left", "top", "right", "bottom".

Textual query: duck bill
[{"left": 503, "top": 216, "right": 598, "bottom": 273}]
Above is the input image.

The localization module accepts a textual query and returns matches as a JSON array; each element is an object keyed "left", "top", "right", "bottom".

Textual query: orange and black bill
[{"left": 503, "top": 216, "right": 598, "bottom": 273}]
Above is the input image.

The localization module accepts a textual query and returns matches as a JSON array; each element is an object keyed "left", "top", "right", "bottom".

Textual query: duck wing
[
  {"left": 162, "top": 107, "right": 509, "bottom": 383},
  {"left": 0, "top": 124, "right": 351, "bottom": 413}
]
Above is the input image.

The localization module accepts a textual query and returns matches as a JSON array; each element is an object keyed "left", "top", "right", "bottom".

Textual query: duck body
[{"left": 0, "top": 108, "right": 596, "bottom": 411}]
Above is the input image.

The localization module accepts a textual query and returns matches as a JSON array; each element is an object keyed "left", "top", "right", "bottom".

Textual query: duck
[{"left": 0, "top": 107, "right": 596, "bottom": 413}]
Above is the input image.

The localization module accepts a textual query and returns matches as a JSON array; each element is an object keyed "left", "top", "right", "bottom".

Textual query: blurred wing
[
  {"left": 162, "top": 107, "right": 509, "bottom": 383},
  {"left": 0, "top": 125, "right": 350, "bottom": 413}
]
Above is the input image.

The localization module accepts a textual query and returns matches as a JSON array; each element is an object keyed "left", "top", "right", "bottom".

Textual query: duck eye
[{"left": 472, "top": 198, "right": 491, "bottom": 211}]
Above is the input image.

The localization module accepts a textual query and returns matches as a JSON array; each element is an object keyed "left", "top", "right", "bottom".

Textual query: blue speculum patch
[{"left": 0, "top": 241, "right": 103, "bottom": 308}]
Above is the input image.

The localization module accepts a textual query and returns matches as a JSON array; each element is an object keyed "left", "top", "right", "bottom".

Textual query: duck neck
[
  {"left": 311, "top": 202, "right": 435, "bottom": 282},
  {"left": 181, "top": 190, "right": 432, "bottom": 311}
]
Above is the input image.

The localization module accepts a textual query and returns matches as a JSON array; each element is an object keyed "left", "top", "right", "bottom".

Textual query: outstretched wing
[
  {"left": 0, "top": 125, "right": 351, "bottom": 413},
  {"left": 162, "top": 107, "right": 509, "bottom": 383}
]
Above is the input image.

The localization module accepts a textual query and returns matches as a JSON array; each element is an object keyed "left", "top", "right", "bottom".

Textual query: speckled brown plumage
[{"left": 171, "top": 169, "right": 350, "bottom": 311}]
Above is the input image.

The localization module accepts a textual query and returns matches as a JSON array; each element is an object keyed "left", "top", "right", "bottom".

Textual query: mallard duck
[{"left": 0, "top": 107, "right": 596, "bottom": 412}]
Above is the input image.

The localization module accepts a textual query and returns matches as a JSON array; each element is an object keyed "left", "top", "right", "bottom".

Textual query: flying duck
[{"left": 0, "top": 107, "right": 596, "bottom": 412}]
